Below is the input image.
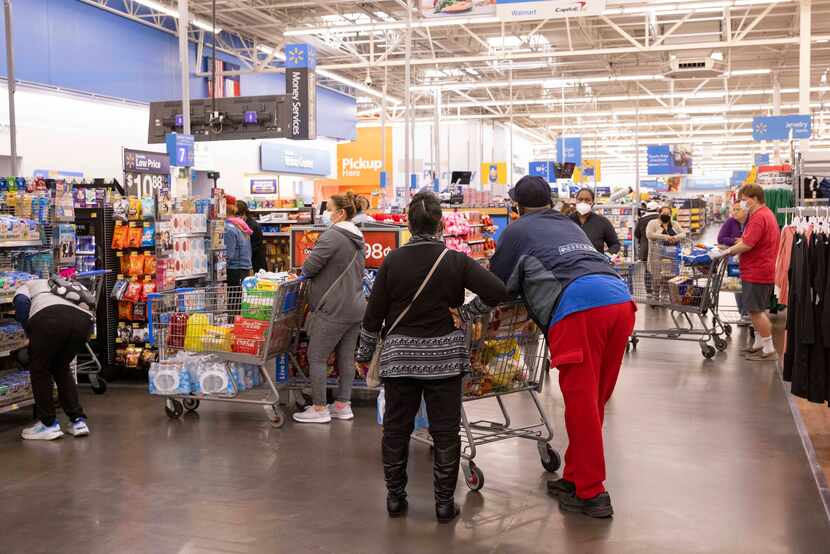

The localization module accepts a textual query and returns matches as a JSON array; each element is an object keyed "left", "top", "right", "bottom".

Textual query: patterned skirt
[{"left": 379, "top": 330, "right": 470, "bottom": 379}]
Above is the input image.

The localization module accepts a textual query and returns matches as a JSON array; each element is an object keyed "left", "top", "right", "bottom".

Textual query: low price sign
[
  {"left": 290, "top": 226, "right": 403, "bottom": 269},
  {"left": 123, "top": 148, "right": 170, "bottom": 196}
]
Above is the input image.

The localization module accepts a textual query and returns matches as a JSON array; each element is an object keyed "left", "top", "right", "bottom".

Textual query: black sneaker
[
  {"left": 546, "top": 478, "right": 576, "bottom": 498},
  {"left": 558, "top": 491, "right": 614, "bottom": 518}
]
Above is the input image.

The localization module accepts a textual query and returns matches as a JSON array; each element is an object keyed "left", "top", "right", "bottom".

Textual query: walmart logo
[
  {"left": 288, "top": 47, "right": 305, "bottom": 65},
  {"left": 754, "top": 122, "right": 768, "bottom": 136}
]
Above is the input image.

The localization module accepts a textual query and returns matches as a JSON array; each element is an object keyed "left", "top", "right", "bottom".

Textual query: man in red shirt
[{"left": 713, "top": 184, "right": 781, "bottom": 360}]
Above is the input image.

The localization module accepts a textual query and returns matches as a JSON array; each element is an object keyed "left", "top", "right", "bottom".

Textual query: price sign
[
  {"left": 123, "top": 148, "right": 170, "bottom": 196},
  {"left": 362, "top": 230, "right": 400, "bottom": 269},
  {"left": 124, "top": 172, "right": 168, "bottom": 197}
]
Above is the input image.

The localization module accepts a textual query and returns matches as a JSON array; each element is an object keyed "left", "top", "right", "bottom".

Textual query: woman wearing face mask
[
  {"left": 295, "top": 192, "right": 367, "bottom": 424},
  {"left": 570, "top": 188, "right": 621, "bottom": 255},
  {"left": 645, "top": 205, "right": 687, "bottom": 301},
  {"left": 718, "top": 203, "right": 750, "bottom": 325}
]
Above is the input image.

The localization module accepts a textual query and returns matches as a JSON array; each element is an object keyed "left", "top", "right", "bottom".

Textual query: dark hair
[
  {"left": 739, "top": 183, "right": 765, "bottom": 204},
  {"left": 407, "top": 191, "right": 443, "bottom": 235},
  {"left": 576, "top": 188, "right": 595, "bottom": 201},
  {"left": 355, "top": 195, "right": 370, "bottom": 214},
  {"left": 330, "top": 191, "right": 358, "bottom": 220},
  {"left": 235, "top": 200, "right": 249, "bottom": 217}
]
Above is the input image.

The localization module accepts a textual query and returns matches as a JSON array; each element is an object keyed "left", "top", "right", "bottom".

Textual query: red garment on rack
[{"left": 775, "top": 226, "right": 796, "bottom": 306}]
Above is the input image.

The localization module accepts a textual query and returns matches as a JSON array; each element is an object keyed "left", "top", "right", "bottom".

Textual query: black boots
[
  {"left": 382, "top": 435, "right": 409, "bottom": 518},
  {"left": 432, "top": 437, "right": 462, "bottom": 524}
]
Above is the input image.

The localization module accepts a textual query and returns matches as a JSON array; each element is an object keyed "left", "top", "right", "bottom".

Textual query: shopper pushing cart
[{"left": 490, "top": 175, "right": 636, "bottom": 519}]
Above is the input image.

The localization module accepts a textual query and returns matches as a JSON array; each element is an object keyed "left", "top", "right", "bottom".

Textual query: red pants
[{"left": 547, "top": 301, "right": 636, "bottom": 499}]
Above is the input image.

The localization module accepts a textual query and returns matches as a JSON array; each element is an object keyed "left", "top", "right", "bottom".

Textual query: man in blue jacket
[{"left": 490, "top": 176, "right": 636, "bottom": 518}]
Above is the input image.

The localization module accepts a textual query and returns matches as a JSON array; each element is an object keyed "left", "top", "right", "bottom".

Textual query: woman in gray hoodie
[{"left": 294, "top": 192, "right": 367, "bottom": 424}]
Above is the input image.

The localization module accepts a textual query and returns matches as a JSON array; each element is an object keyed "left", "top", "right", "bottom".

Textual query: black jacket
[
  {"left": 634, "top": 212, "right": 659, "bottom": 261},
  {"left": 570, "top": 212, "right": 621, "bottom": 254},
  {"left": 363, "top": 240, "right": 509, "bottom": 338},
  {"left": 244, "top": 215, "right": 267, "bottom": 272}
]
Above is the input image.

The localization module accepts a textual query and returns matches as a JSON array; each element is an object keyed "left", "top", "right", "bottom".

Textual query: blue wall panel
[{"left": 0, "top": 0, "right": 354, "bottom": 139}]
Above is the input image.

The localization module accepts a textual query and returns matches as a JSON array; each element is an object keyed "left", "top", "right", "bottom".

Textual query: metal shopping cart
[
  {"left": 626, "top": 240, "right": 730, "bottom": 358},
  {"left": 72, "top": 269, "right": 111, "bottom": 394},
  {"left": 411, "top": 301, "right": 560, "bottom": 491},
  {"left": 146, "top": 278, "right": 305, "bottom": 428}
]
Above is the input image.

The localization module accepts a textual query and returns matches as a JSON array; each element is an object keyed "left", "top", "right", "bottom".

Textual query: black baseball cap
[{"left": 508, "top": 175, "right": 552, "bottom": 208}]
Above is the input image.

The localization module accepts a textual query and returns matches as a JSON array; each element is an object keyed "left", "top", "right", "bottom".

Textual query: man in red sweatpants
[{"left": 490, "top": 175, "right": 635, "bottom": 518}]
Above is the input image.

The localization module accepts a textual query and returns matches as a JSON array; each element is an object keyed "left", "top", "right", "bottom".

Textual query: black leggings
[{"left": 28, "top": 306, "right": 93, "bottom": 426}]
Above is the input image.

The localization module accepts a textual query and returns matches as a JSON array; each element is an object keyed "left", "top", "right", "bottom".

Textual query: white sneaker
[
  {"left": 328, "top": 402, "right": 354, "bottom": 421},
  {"left": 21, "top": 421, "right": 64, "bottom": 441},
  {"left": 67, "top": 418, "right": 90, "bottom": 437},
  {"left": 292, "top": 406, "right": 331, "bottom": 424}
]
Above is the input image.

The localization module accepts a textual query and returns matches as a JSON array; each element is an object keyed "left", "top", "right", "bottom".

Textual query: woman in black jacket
[
  {"left": 356, "top": 191, "right": 509, "bottom": 523},
  {"left": 236, "top": 200, "right": 267, "bottom": 273}
]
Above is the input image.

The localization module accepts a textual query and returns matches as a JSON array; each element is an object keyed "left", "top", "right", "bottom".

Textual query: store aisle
[{"left": 1, "top": 326, "right": 829, "bottom": 554}]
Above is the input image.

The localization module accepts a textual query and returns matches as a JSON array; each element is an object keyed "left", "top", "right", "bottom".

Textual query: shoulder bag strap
[
  {"left": 384, "top": 248, "right": 449, "bottom": 337},
  {"left": 314, "top": 247, "right": 361, "bottom": 311}
]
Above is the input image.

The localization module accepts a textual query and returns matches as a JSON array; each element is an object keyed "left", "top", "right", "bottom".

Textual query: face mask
[
  {"left": 739, "top": 200, "right": 749, "bottom": 211},
  {"left": 575, "top": 202, "right": 592, "bottom": 216},
  {"left": 660, "top": 213, "right": 671, "bottom": 223},
  {"left": 321, "top": 211, "right": 332, "bottom": 226}
]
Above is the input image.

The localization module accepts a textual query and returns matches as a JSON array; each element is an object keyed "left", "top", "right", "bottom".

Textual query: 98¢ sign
[{"left": 362, "top": 230, "right": 399, "bottom": 269}]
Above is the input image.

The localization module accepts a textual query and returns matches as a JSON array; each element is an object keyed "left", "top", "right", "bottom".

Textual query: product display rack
[{"left": 255, "top": 204, "right": 314, "bottom": 272}]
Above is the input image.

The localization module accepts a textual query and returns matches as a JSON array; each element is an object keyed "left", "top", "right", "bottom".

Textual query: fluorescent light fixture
[
  {"left": 133, "top": 0, "right": 222, "bottom": 33},
  {"left": 255, "top": 45, "right": 401, "bottom": 105},
  {"left": 726, "top": 69, "right": 771, "bottom": 76},
  {"left": 710, "top": 51, "right": 724, "bottom": 61}
]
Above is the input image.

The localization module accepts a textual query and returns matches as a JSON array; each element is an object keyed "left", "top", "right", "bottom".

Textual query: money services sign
[{"left": 285, "top": 43, "right": 317, "bottom": 140}]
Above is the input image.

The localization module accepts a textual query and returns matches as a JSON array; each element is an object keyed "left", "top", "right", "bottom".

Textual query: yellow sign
[
  {"left": 337, "top": 127, "right": 394, "bottom": 187},
  {"left": 480, "top": 162, "right": 507, "bottom": 186},
  {"left": 582, "top": 159, "right": 602, "bottom": 183}
]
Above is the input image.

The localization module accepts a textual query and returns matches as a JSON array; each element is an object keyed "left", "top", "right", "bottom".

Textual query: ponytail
[{"left": 331, "top": 192, "right": 358, "bottom": 221}]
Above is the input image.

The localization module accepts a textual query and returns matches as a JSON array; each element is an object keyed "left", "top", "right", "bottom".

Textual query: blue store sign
[
  {"left": 165, "top": 133, "right": 194, "bottom": 167},
  {"left": 529, "top": 161, "right": 553, "bottom": 181},
  {"left": 260, "top": 143, "right": 331, "bottom": 176},
  {"left": 647, "top": 144, "right": 693, "bottom": 175},
  {"left": 556, "top": 137, "right": 582, "bottom": 166},
  {"left": 752, "top": 114, "right": 812, "bottom": 141},
  {"left": 754, "top": 153, "right": 770, "bottom": 166}
]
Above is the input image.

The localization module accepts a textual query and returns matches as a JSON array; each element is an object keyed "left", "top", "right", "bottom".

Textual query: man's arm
[{"left": 489, "top": 227, "right": 519, "bottom": 284}]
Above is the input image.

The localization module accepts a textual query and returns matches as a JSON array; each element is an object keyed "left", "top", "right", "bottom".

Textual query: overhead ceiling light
[
  {"left": 710, "top": 51, "right": 724, "bottom": 61},
  {"left": 725, "top": 69, "right": 771, "bottom": 76},
  {"left": 133, "top": 0, "right": 222, "bottom": 33}
]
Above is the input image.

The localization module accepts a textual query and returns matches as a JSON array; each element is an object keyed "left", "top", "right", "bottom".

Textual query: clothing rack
[{"left": 795, "top": 151, "right": 830, "bottom": 203}]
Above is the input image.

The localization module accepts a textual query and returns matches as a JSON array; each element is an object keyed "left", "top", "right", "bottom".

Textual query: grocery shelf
[
  {"left": 263, "top": 232, "right": 290, "bottom": 237},
  {"left": 0, "top": 397, "right": 34, "bottom": 415},
  {"left": 0, "top": 240, "right": 43, "bottom": 248}
]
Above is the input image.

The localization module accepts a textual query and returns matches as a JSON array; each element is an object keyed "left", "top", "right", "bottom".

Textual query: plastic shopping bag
[{"left": 376, "top": 386, "right": 430, "bottom": 430}]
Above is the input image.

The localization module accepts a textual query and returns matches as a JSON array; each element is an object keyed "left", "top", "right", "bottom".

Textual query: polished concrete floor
[{"left": 1, "top": 316, "right": 829, "bottom": 554}]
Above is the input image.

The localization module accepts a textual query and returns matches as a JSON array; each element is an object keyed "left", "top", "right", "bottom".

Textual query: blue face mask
[{"left": 321, "top": 211, "right": 332, "bottom": 226}]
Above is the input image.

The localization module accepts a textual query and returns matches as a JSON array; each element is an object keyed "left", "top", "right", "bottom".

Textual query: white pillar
[
  {"left": 773, "top": 72, "right": 781, "bottom": 163},
  {"left": 178, "top": 0, "right": 191, "bottom": 135},
  {"left": 4, "top": 0, "right": 18, "bottom": 176},
  {"left": 404, "top": 0, "right": 412, "bottom": 193},
  {"left": 799, "top": 0, "right": 811, "bottom": 152}
]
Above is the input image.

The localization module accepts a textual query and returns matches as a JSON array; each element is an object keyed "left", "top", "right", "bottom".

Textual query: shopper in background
[
  {"left": 712, "top": 184, "right": 780, "bottom": 361},
  {"left": 570, "top": 188, "right": 621, "bottom": 255},
  {"left": 490, "top": 175, "right": 635, "bottom": 519},
  {"left": 225, "top": 196, "right": 253, "bottom": 289},
  {"left": 352, "top": 195, "right": 375, "bottom": 225},
  {"left": 295, "top": 192, "right": 366, "bottom": 424},
  {"left": 356, "top": 191, "right": 509, "bottom": 523},
  {"left": 645, "top": 204, "right": 687, "bottom": 301},
  {"left": 236, "top": 200, "right": 267, "bottom": 273},
  {"left": 634, "top": 201, "right": 661, "bottom": 264},
  {"left": 13, "top": 279, "right": 94, "bottom": 440},
  {"left": 717, "top": 203, "right": 750, "bottom": 326}
]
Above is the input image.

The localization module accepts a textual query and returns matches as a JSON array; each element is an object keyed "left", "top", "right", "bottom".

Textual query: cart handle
[{"left": 75, "top": 269, "right": 111, "bottom": 278}]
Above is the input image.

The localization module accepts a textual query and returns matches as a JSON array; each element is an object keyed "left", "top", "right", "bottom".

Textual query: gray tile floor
[{"left": 1, "top": 317, "right": 829, "bottom": 553}]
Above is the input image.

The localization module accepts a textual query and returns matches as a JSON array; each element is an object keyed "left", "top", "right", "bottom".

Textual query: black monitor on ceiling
[{"left": 450, "top": 171, "right": 473, "bottom": 185}]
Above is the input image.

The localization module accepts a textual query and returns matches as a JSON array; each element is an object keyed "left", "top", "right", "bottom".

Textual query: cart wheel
[
  {"left": 269, "top": 405, "right": 286, "bottom": 429},
  {"left": 165, "top": 398, "right": 184, "bottom": 419},
  {"left": 723, "top": 323, "right": 733, "bottom": 336},
  {"left": 539, "top": 443, "right": 562, "bottom": 473},
  {"left": 463, "top": 462, "right": 485, "bottom": 491},
  {"left": 713, "top": 336, "right": 728, "bottom": 351},
  {"left": 700, "top": 342, "right": 716, "bottom": 359},
  {"left": 90, "top": 377, "right": 107, "bottom": 395},
  {"left": 183, "top": 398, "right": 200, "bottom": 412}
]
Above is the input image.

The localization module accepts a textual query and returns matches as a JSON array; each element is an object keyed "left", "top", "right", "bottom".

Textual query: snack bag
[
  {"left": 128, "top": 253, "right": 145, "bottom": 276},
  {"left": 111, "top": 225, "right": 128, "bottom": 250},
  {"left": 111, "top": 279, "right": 129, "bottom": 301},
  {"left": 141, "top": 282, "right": 156, "bottom": 301},
  {"left": 123, "top": 280, "right": 143, "bottom": 302},
  {"left": 132, "top": 302, "right": 147, "bottom": 322},
  {"left": 144, "top": 254, "right": 157, "bottom": 275},
  {"left": 201, "top": 325, "right": 233, "bottom": 352},
  {"left": 128, "top": 197, "right": 141, "bottom": 220},
  {"left": 120, "top": 255, "right": 131, "bottom": 275},
  {"left": 184, "top": 313, "right": 211, "bottom": 351},
  {"left": 481, "top": 339, "right": 523, "bottom": 388},
  {"left": 113, "top": 198, "right": 130, "bottom": 221},
  {"left": 128, "top": 226, "right": 143, "bottom": 248},
  {"left": 141, "top": 196, "right": 155, "bottom": 219},
  {"left": 118, "top": 301, "right": 133, "bottom": 321},
  {"left": 166, "top": 312, "right": 190, "bottom": 349},
  {"left": 141, "top": 224, "right": 155, "bottom": 248}
]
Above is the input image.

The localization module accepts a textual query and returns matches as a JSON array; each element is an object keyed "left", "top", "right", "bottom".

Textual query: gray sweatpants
[{"left": 307, "top": 317, "right": 360, "bottom": 406}]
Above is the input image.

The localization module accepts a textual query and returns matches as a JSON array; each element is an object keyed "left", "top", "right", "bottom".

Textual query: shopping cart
[
  {"left": 146, "top": 278, "right": 305, "bottom": 428},
  {"left": 72, "top": 269, "right": 111, "bottom": 394},
  {"left": 411, "top": 301, "right": 559, "bottom": 491},
  {"left": 626, "top": 240, "right": 730, "bottom": 358}
]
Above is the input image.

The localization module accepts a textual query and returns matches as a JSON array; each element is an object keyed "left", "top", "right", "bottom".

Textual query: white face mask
[
  {"left": 575, "top": 202, "right": 592, "bottom": 216},
  {"left": 739, "top": 200, "right": 749, "bottom": 211},
  {"left": 321, "top": 211, "right": 333, "bottom": 226}
]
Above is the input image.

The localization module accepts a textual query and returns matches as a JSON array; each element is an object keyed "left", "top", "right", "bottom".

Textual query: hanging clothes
[
  {"left": 783, "top": 225, "right": 830, "bottom": 406},
  {"left": 763, "top": 188, "right": 794, "bottom": 228},
  {"left": 775, "top": 226, "right": 796, "bottom": 306}
]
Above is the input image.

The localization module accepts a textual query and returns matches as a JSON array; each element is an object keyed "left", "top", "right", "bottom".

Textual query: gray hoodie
[{"left": 302, "top": 222, "right": 367, "bottom": 324}]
